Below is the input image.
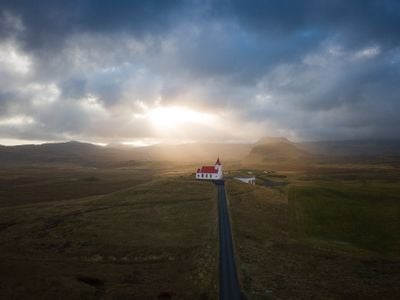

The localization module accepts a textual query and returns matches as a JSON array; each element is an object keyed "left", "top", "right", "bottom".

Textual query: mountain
[
  {"left": 255, "top": 137, "right": 293, "bottom": 145},
  {"left": 243, "top": 137, "right": 312, "bottom": 164},
  {"left": 298, "top": 139, "right": 400, "bottom": 157},
  {"left": 0, "top": 141, "right": 147, "bottom": 167},
  {"left": 142, "top": 143, "right": 252, "bottom": 163},
  {"left": 0, "top": 141, "right": 252, "bottom": 167},
  {"left": 243, "top": 138, "right": 400, "bottom": 165},
  {"left": 1, "top": 138, "right": 399, "bottom": 167}
]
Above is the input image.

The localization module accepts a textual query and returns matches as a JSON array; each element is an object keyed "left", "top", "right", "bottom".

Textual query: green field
[
  {"left": 226, "top": 164, "right": 400, "bottom": 299},
  {"left": 289, "top": 182, "right": 400, "bottom": 255}
]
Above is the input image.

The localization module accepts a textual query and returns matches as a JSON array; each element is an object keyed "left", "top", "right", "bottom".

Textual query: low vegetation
[
  {"left": 0, "top": 170, "right": 218, "bottom": 299},
  {"left": 1, "top": 142, "right": 400, "bottom": 299},
  {"left": 0, "top": 167, "right": 155, "bottom": 207},
  {"left": 226, "top": 165, "right": 400, "bottom": 299},
  {"left": 289, "top": 181, "right": 400, "bottom": 255}
]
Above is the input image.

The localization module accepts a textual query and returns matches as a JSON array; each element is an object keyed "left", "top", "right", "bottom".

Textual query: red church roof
[
  {"left": 196, "top": 158, "right": 221, "bottom": 174},
  {"left": 198, "top": 166, "right": 218, "bottom": 173}
]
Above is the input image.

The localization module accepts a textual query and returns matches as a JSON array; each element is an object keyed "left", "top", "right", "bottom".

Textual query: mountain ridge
[{"left": 1, "top": 138, "right": 400, "bottom": 167}]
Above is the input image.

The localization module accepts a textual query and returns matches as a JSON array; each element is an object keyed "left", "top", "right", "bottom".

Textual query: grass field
[
  {"left": 289, "top": 182, "right": 400, "bottom": 255},
  {"left": 226, "top": 164, "right": 400, "bottom": 299},
  {"left": 0, "top": 168, "right": 218, "bottom": 299},
  {"left": 0, "top": 167, "right": 156, "bottom": 207},
  {"left": 1, "top": 161, "right": 400, "bottom": 299}
]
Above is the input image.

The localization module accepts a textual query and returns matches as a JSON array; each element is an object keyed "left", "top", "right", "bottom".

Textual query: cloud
[{"left": 0, "top": 1, "right": 400, "bottom": 144}]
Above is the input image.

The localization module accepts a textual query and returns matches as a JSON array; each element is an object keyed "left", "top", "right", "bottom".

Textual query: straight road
[{"left": 214, "top": 180, "right": 243, "bottom": 300}]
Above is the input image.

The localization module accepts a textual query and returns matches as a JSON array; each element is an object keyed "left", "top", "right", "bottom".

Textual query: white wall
[
  {"left": 195, "top": 163, "right": 223, "bottom": 180},
  {"left": 195, "top": 171, "right": 223, "bottom": 180},
  {"left": 235, "top": 177, "right": 256, "bottom": 185}
]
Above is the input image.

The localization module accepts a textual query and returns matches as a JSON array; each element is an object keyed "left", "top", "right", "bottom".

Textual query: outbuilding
[{"left": 234, "top": 176, "right": 256, "bottom": 185}]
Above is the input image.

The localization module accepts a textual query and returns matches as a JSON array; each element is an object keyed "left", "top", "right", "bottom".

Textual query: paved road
[{"left": 214, "top": 180, "right": 243, "bottom": 300}]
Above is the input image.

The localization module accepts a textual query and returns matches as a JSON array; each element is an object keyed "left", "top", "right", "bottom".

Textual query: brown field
[
  {"left": 0, "top": 168, "right": 218, "bottom": 299},
  {"left": 0, "top": 159, "right": 399, "bottom": 299}
]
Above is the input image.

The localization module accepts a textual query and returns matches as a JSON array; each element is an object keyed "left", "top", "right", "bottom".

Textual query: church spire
[{"left": 215, "top": 157, "right": 221, "bottom": 166}]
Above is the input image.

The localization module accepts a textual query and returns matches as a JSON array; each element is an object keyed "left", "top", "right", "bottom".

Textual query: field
[
  {"left": 289, "top": 181, "right": 400, "bottom": 255},
  {"left": 0, "top": 167, "right": 218, "bottom": 299},
  {"left": 1, "top": 160, "right": 400, "bottom": 299},
  {"left": 226, "top": 163, "right": 400, "bottom": 299}
]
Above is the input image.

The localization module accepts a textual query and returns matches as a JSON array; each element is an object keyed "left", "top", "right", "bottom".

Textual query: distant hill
[
  {"left": 0, "top": 141, "right": 252, "bottom": 167},
  {"left": 1, "top": 138, "right": 399, "bottom": 167},
  {"left": 0, "top": 141, "right": 146, "bottom": 167},
  {"left": 255, "top": 137, "right": 293, "bottom": 145},
  {"left": 298, "top": 140, "right": 400, "bottom": 157},
  {"left": 243, "top": 137, "right": 400, "bottom": 165},
  {"left": 243, "top": 137, "right": 312, "bottom": 164},
  {"left": 142, "top": 143, "right": 252, "bottom": 163}
]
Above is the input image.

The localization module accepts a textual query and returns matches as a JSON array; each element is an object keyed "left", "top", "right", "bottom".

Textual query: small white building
[
  {"left": 196, "top": 158, "right": 223, "bottom": 180},
  {"left": 235, "top": 176, "right": 256, "bottom": 185}
]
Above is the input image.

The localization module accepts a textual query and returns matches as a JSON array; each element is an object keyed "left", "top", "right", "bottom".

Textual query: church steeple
[{"left": 215, "top": 157, "right": 221, "bottom": 166}]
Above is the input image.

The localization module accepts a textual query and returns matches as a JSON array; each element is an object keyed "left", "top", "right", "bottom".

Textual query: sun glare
[{"left": 145, "top": 106, "right": 216, "bottom": 129}]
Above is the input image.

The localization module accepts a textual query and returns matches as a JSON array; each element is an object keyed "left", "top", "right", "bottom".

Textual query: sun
[{"left": 146, "top": 106, "right": 216, "bottom": 130}]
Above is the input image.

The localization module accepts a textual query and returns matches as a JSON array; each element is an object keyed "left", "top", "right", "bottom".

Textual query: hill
[
  {"left": 142, "top": 143, "right": 252, "bottom": 163},
  {"left": 1, "top": 138, "right": 400, "bottom": 167},
  {"left": 0, "top": 141, "right": 147, "bottom": 167},
  {"left": 0, "top": 141, "right": 252, "bottom": 167},
  {"left": 243, "top": 137, "right": 400, "bottom": 165},
  {"left": 243, "top": 137, "right": 312, "bottom": 164},
  {"left": 298, "top": 139, "right": 400, "bottom": 157}
]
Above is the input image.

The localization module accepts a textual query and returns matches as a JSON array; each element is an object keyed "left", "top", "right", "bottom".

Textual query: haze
[{"left": 1, "top": 0, "right": 400, "bottom": 146}]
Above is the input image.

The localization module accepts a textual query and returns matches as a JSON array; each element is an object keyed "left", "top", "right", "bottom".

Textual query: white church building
[{"left": 196, "top": 158, "right": 223, "bottom": 180}]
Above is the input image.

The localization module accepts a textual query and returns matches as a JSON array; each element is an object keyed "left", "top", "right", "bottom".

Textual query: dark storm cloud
[
  {"left": 60, "top": 77, "right": 87, "bottom": 99},
  {"left": 216, "top": 0, "right": 400, "bottom": 46},
  {"left": 1, "top": 0, "right": 399, "bottom": 54},
  {"left": 0, "top": 0, "right": 185, "bottom": 50},
  {"left": 3, "top": 0, "right": 398, "bottom": 55},
  {"left": 0, "top": 0, "right": 400, "bottom": 143}
]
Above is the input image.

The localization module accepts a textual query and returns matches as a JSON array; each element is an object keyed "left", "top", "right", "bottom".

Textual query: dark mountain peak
[
  {"left": 245, "top": 138, "right": 310, "bottom": 163},
  {"left": 40, "top": 141, "right": 99, "bottom": 150},
  {"left": 60, "top": 140, "right": 97, "bottom": 147},
  {"left": 299, "top": 139, "right": 400, "bottom": 156},
  {"left": 256, "top": 137, "right": 293, "bottom": 145},
  {"left": 64, "top": 140, "right": 86, "bottom": 145}
]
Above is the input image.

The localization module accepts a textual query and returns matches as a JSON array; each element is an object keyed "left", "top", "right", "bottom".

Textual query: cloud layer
[{"left": 0, "top": 0, "right": 400, "bottom": 144}]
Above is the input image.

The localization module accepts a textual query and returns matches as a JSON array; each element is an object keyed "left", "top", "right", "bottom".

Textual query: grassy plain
[
  {"left": 289, "top": 182, "right": 400, "bottom": 255},
  {"left": 0, "top": 166, "right": 156, "bottom": 207},
  {"left": 0, "top": 167, "right": 218, "bottom": 299},
  {"left": 226, "top": 163, "right": 400, "bottom": 299},
  {"left": 1, "top": 159, "right": 400, "bottom": 299}
]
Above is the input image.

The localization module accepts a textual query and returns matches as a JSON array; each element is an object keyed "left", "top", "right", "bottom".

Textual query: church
[{"left": 196, "top": 158, "right": 223, "bottom": 180}]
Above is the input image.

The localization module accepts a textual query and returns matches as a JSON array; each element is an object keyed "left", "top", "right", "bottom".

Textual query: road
[{"left": 214, "top": 180, "right": 243, "bottom": 300}]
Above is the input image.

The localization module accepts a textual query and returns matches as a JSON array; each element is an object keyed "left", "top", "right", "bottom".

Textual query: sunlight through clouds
[
  {"left": 146, "top": 106, "right": 217, "bottom": 130},
  {"left": 0, "top": 115, "right": 35, "bottom": 126},
  {"left": 0, "top": 1, "right": 400, "bottom": 144}
]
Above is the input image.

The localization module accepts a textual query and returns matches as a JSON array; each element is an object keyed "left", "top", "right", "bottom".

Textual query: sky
[{"left": 0, "top": 0, "right": 400, "bottom": 145}]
